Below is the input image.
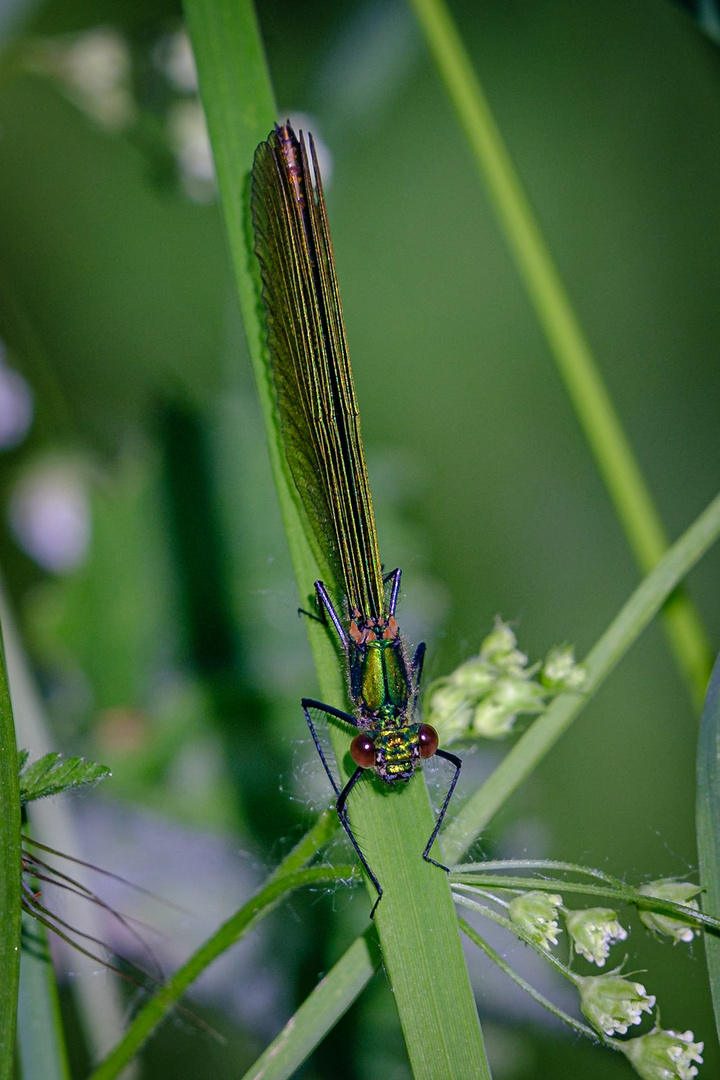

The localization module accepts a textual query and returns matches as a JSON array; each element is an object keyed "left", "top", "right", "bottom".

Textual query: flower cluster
[
  {"left": 425, "top": 620, "right": 585, "bottom": 740},
  {"left": 18, "top": 27, "right": 216, "bottom": 203},
  {"left": 500, "top": 883, "right": 705, "bottom": 1078}
]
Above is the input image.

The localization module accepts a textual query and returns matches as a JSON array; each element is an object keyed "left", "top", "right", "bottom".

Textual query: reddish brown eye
[
  {"left": 417, "top": 724, "right": 439, "bottom": 759},
  {"left": 350, "top": 733, "right": 376, "bottom": 768}
]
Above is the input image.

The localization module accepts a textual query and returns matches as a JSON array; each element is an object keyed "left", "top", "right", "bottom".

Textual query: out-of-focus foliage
[{"left": 1, "top": 1, "right": 719, "bottom": 1078}]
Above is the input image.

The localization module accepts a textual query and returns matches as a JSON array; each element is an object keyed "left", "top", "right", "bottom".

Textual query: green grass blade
[
  {"left": 182, "top": 3, "right": 490, "bottom": 1077},
  {"left": 351, "top": 777, "right": 489, "bottom": 1079},
  {"left": 0, "top": 618, "right": 21, "bottom": 1080},
  {"left": 697, "top": 652, "right": 720, "bottom": 1041},
  {"left": 409, "top": 0, "right": 712, "bottom": 708},
  {"left": 445, "top": 490, "right": 720, "bottom": 863},
  {"left": 16, "top": 911, "right": 71, "bottom": 1080},
  {"left": 240, "top": 931, "right": 381, "bottom": 1080}
]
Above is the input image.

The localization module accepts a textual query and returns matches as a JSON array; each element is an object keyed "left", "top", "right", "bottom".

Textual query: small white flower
[
  {"left": 576, "top": 970, "right": 655, "bottom": 1035},
  {"left": 541, "top": 644, "right": 586, "bottom": 690},
  {"left": 638, "top": 881, "right": 702, "bottom": 944},
  {"left": 508, "top": 891, "right": 562, "bottom": 949},
  {"left": 158, "top": 29, "right": 198, "bottom": 92},
  {"left": 566, "top": 907, "right": 627, "bottom": 966},
  {"left": 0, "top": 347, "right": 33, "bottom": 449},
  {"left": 9, "top": 459, "right": 91, "bottom": 573},
  {"left": 480, "top": 620, "right": 528, "bottom": 675},
  {"left": 621, "top": 1026, "right": 704, "bottom": 1080}
]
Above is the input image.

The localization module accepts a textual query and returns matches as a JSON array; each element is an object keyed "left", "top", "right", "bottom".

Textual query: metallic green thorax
[
  {"left": 348, "top": 612, "right": 420, "bottom": 782},
  {"left": 355, "top": 640, "right": 409, "bottom": 718},
  {"left": 351, "top": 625, "right": 408, "bottom": 718}
]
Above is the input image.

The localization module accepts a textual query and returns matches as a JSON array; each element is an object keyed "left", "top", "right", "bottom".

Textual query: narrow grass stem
[
  {"left": 457, "top": 916, "right": 599, "bottom": 1041},
  {"left": 443, "top": 492, "right": 720, "bottom": 862},
  {"left": 409, "top": 0, "right": 713, "bottom": 706},
  {"left": 451, "top": 878, "right": 720, "bottom": 934},
  {"left": 0, "top": 618, "right": 21, "bottom": 1080}
]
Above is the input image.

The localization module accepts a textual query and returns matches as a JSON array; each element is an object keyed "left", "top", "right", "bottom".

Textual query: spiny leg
[
  {"left": 383, "top": 567, "right": 402, "bottom": 616},
  {"left": 411, "top": 641, "right": 426, "bottom": 696},
  {"left": 297, "top": 580, "right": 348, "bottom": 645},
  {"left": 313, "top": 581, "right": 348, "bottom": 647},
  {"left": 302, "top": 697, "right": 359, "bottom": 799},
  {"left": 337, "top": 767, "right": 383, "bottom": 918},
  {"left": 423, "top": 749, "right": 462, "bottom": 873},
  {"left": 303, "top": 699, "right": 383, "bottom": 917}
]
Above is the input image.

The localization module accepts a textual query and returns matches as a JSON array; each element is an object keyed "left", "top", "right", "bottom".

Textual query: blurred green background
[{"left": 2, "top": 0, "right": 720, "bottom": 1077}]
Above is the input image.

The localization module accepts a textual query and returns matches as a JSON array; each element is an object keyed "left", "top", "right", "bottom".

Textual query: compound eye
[
  {"left": 350, "top": 733, "right": 376, "bottom": 768},
  {"left": 417, "top": 724, "right": 439, "bottom": 759}
]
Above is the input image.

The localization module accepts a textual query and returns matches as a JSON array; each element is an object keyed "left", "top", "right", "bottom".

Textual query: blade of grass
[
  {"left": 409, "top": 0, "right": 712, "bottom": 709},
  {"left": 0, "top": 615, "right": 21, "bottom": 1080},
  {"left": 88, "top": 808, "right": 341, "bottom": 1080},
  {"left": 16, "top": 910, "right": 71, "bottom": 1080},
  {"left": 697, "top": 652, "right": 720, "bottom": 1041},
  {"left": 444, "top": 490, "right": 720, "bottom": 864},
  {"left": 240, "top": 930, "right": 381, "bottom": 1080},
  {"left": 183, "top": 2, "right": 490, "bottom": 1076}
]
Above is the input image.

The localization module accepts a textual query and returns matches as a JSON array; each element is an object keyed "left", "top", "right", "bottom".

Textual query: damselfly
[{"left": 251, "top": 123, "right": 461, "bottom": 916}]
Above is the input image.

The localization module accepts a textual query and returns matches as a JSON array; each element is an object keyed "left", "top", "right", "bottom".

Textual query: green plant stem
[
  {"left": 88, "top": 858, "right": 348, "bottom": 1080},
  {"left": 409, "top": 0, "right": 712, "bottom": 708},
  {"left": 1, "top": 581, "right": 129, "bottom": 1068},
  {"left": 239, "top": 930, "right": 382, "bottom": 1080},
  {"left": 443, "top": 491, "right": 720, "bottom": 863},
  {"left": 0, "top": 618, "right": 21, "bottom": 1080},
  {"left": 16, "top": 909, "right": 71, "bottom": 1080},
  {"left": 451, "top": 876, "right": 720, "bottom": 933}
]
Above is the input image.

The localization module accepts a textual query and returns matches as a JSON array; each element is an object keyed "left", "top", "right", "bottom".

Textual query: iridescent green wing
[{"left": 251, "top": 125, "right": 385, "bottom": 620}]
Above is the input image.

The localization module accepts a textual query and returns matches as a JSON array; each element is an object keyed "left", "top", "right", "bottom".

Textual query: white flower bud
[
  {"left": 508, "top": 891, "right": 562, "bottom": 949},
  {"left": 622, "top": 1026, "right": 704, "bottom": 1080},
  {"left": 566, "top": 907, "right": 627, "bottom": 966},
  {"left": 577, "top": 971, "right": 655, "bottom": 1036}
]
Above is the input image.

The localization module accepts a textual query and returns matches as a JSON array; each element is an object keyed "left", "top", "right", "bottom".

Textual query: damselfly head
[{"left": 351, "top": 723, "right": 439, "bottom": 782}]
